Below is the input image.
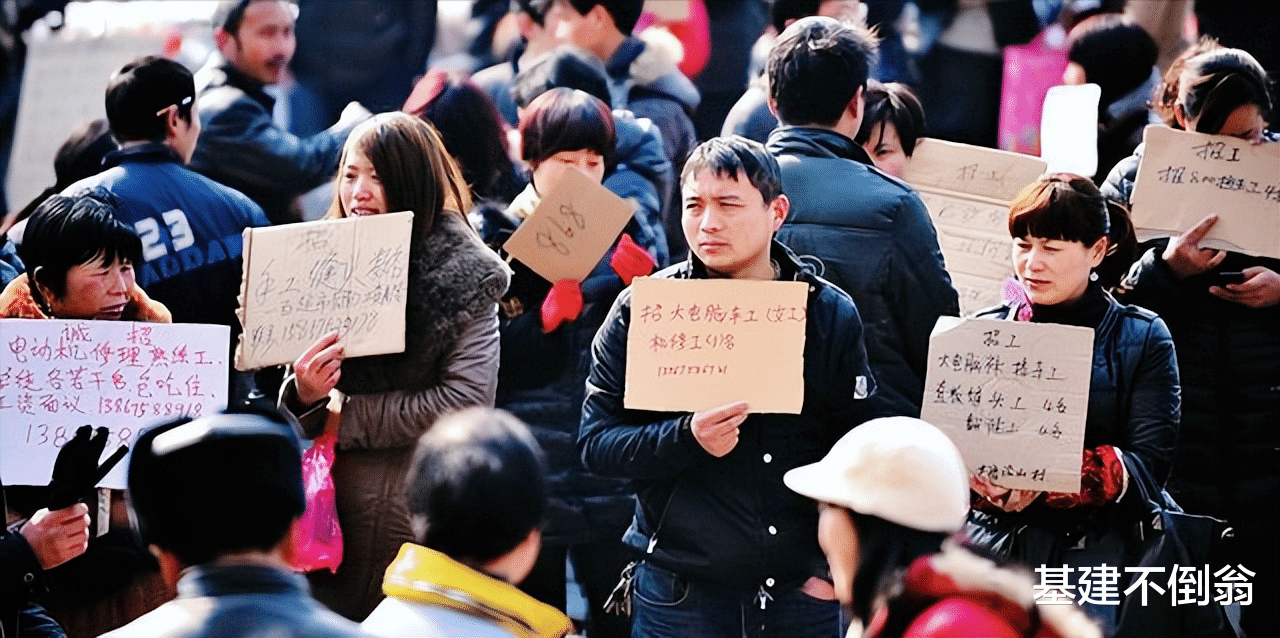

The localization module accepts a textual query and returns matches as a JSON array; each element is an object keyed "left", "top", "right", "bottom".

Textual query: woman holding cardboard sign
[
  {"left": 965, "top": 174, "right": 1186, "bottom": 636},
  {"left": 281, "top": 112, "right": 509, "bottom": 620},
  {"left": 1102, "top": 42, "right": 1280, "bottom": 638},
  {"left": 471, "top": 87, "right": 657, "bottom": 638}
]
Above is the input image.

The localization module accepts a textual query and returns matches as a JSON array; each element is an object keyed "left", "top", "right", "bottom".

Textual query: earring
[{"left": 1089, "top": 271, "right": 1099, "bottom": 282}]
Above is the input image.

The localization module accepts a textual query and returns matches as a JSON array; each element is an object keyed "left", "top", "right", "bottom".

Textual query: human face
[
  {"left": 682, "top": 169, "right": 788, "bottom": 280},
  {"left": 49, "top": 257, "right": 135, "bottom": 320},
  {"left": 1012, "top": 236, "right": 1106, "bottom": 306},
  {"left": 172, "top": 99, "right": 202, "bottom": 164},
  {"left": 532, "top": 149, "right": 605, "bottom": 195},
  {"left": 1210, "top": 103, "right": 1266, "bottom": 143},
  {"left": 221, "top": 0, "right": 295, "bottom": 85},
  {"left": 862, "top": 121, "right": 908, "bottom": 179},
  {"left": 339, "top": 149, "right": 386, "bottom": 217},
  {"left": 817, "top": 504, "right": 859, "bottom": 606},
  {"left": 550, "top": 0, "right": 601, "bottom": 56}
]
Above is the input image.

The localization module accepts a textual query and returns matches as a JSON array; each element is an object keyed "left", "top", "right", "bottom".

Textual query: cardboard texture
[
  {"left": 921, "top": 317, "right": 1094, "bottom": 493},
  {"left": 644, "top": 0, "right": 691, "bottom": 21},
  {"left": 906, "top": 139, "right": 1048, "bottom": 314},
  {"left": 503, "top": 168, "right": 636, "bottom": 283},
  {"left": 625, "top": 278, "right": 807, "bottom": 414},
  {"left": 0, "top": 319, "right": 229, "bottom": 489},
  {"left": 235, "top": 212, "right": 413, "bottom": 370},
  {"left": 1040, "top": 83, "right": 1100, "bottom": 177},
  {"left": 1130, "top": 126, "right": 1280, "bottom": 258}
]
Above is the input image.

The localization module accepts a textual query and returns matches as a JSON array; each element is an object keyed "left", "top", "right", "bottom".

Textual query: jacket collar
[
  {"left": 767, "top": 125, "right": 874, "bottom": 166},
  {"left": 382, "top": 544, "right": 573, "bottom": 638},
  {"left": 177, "top": 563, "right": 308, "bottom": 599},
  {"left": 204, "top": 59, "right": 275, "bottom": 111},
  {"left": 104, "top": 142, "right": 183, "bottom": 169}
]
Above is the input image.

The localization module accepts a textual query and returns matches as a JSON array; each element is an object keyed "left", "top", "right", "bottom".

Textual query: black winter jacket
[
  {"left": 578, "top": 241, "right": 882, "bottom": 593},
  {"left": 768, "top": 126, "right": 959, "bottom": 418}
]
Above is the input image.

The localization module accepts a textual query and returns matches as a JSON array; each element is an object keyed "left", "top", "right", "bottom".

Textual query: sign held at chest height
[
  {"left": 921, "top": 317, "right": 1094, "bottom": 493},
  {"left": 236, "top": 212, "right": 413, "bottom": 370},
  {"left": 625, "top": 278, "right": 808, "bottom": 414}
]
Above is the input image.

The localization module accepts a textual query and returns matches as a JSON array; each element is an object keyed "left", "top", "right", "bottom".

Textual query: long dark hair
[{"left": 849, "top": 511, "right": 948, "bottom": 624}]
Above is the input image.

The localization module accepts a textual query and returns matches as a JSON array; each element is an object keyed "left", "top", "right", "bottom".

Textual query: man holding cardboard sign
[{"left": 578, "top": 136, "right": 881, "bottom": 638}]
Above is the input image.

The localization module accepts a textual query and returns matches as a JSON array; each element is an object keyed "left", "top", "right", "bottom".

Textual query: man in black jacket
[
  {"left": 765, "top": 17, "right": 959, "bottom": 419},
  {"left": 190, "top": 0, "right": 368, "bottom": 224},
  {"left": 1, "top": 481, "right": 89, "bottom": 638},
  {"left": 578, "top": 136, "right": 882, "bottom": 638}
]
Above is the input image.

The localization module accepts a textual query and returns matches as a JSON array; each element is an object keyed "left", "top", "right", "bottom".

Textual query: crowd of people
[{"left": 1, "top": 1, "right": 1276, "bottom": 638}]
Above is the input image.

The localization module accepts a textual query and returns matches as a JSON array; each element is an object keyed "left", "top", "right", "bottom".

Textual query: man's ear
[
  {"left": 214, "top": 28, "right": 232, "bottom": 54},
  {"left": 149, "top": 545, "right": 185, "bottom": 589},
  {"left": 847, "top": 84, "right": 864, "bottom": 123},
  {"left": 161, "top": 106, "right": 182, "bottom": 143},
  {"left": 766, "top": 95, "right": 778, "bottom": 119},
  {"left": 769, "top": 194, "right": 790, "bottom": 231}
]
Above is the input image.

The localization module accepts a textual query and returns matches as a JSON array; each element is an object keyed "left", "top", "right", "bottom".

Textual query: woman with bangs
[
  {"left": 1, "top": 187, "right": 172, "bottom": 637},
  {"left": 966, "top": 174, "right": 1181, "bottom": 636},
  {"left": 283, "top": 112, "right": 509, "bottom": 620}
]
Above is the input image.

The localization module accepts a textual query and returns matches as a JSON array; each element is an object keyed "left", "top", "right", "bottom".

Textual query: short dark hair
[
  {"left": 855, "top": 81, "right": 927, "bottom": 156},
  {"left": 1067, "top": 14, "right": 1158, "bottom": 111},
  {"left": 767, "top": 16, "right": 878, "bottom": 127},
  {"left": 127, "top": 410, "right": 305, "bottom": 567},
  {"left": 681, "top": 136, "right": 783, "bottom": 203},
  {"left": 566, "top": 0, "right": 644, "bottom": 35},
  {"left": 105, "top": 56, "right": 195, "bottom": 143},
  {"left": 519, "top": 87, "right": 616, "bottom": 169},
  {"left": 404, "top": 408, "right": 547, "bottom": 567},
  {"left": 213, "top": 0, "right": 292, "bottom": 36},
  {"left": 20, "top": 187, "right": 143, "bottom": 304},
  {"left": 770, "top": 0, "right": 825, "bottom": 33},
  {"left": 512, "top": 45, "right": 612, "bottom": 109}
]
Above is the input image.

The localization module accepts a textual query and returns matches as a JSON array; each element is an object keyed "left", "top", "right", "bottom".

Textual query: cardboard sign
[
  {"left": 236, "top": 212, "right": 413, "bottom": 370},
  {"left": 1040, "top": 83, "right": 1100, "bottom": 178},
  {"left": 905, "top": 139, "right": 1048, "bottom": 314},
  {"left": 0, "top": 319, "right": 229, "bottom": 489},
  {"left": 625, "top": 278, "right": 807, "bottom": 414},
  {"left": 644, "top": 0, "right": 691, "bottom": 21},
  {"left": 503, "top": 169, "right": 636, "bottom": 283},
  {"left": 1130, "top": 126, "right": 1280, "bottom": 258},
  {"left": 921, "top": 317, "right": 1093, "bottom": 493}
]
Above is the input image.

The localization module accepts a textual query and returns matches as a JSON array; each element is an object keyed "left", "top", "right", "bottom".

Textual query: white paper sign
[
  {"left": 0, "top": 319, "right": 229, "bottom": 489},
  {"left": 1041, "top": 83, "right": 1100, "bottom": 177},
  {"left": 921, "top": 317, "right": 1093, "bottom": 492}
]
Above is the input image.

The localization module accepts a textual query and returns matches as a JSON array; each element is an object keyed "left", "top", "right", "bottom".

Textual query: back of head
[
  {"left": 54, "top": 119, "right": 117, "bottom": 190},
  {"left": 333, "top": 112, "right": 471, "bottom": 243},
  {"left": 127, "top": 410, "right": 305, "bottom": 567},
  {"left": 770, "top": 0, "right": 827, "bottom": 33},
  {"left": 766, "top": 16, "right": 879, "bottom": 127},
  {"left": 418, "top": 81, "right": 518, "bottom": 202},
  {"left": 404, "top": 408, "right": 546, "bottom": 567},
  {"left": 1174, "top": 47, "right": 1272, "bottom": 134},
  {"left": 105, "top": 55, "right": 195, "bottom": 143},
  {"left": 513, "top": 45, "right": 612, "bottom": 109},
  {"left": 20, "top": 187, "right": 142, "bottom": 304},
  {"left": 519, "top": 87, "right": 616, "bottom": 168},
  {"left": 1067, "top": 14, "right": 1158, "bottom": 109},
  {"left": 855, "top": 81, "right": 927, "bottom": 156},
  {"left": 566, "top": 0, "right": 644, "bottom": 35},
  {"left": 681, "top": 135, "right": 783, "bottom": 203}
]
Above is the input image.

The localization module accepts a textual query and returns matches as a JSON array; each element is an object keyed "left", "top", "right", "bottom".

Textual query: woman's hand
[
  {"left": 1162, "top": 214, "right": 1227, "bottom": 278},
  {"left": 971, "top": 474, "right": 1040, "bottom": 512},
  {"left": 1210, "top": 266, "right": 1280, "bottom": 308},
  {"left": 294, "top": 331, "right": 344, "bottom": 406}
]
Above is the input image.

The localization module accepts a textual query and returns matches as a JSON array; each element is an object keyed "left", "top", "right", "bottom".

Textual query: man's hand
[
  {"left": 20, "top": 504, "right": 90, "bottom": 570},
  {"left": 1162, "top": 214, "right": 1227, "bottom": 278},
  {"left": 690, "top": 401, "right": 748, "bottom": 457},
  {"left": 294, "top": 331, "right": 343, "bottom": 407},
  {"left": 1210, "top": 266, "right": 1280, "bottom": 308}
]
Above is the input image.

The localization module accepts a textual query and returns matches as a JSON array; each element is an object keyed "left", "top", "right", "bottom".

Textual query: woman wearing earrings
[{"left": 966, "top": 173, "right": 1180, "bottom": 636}]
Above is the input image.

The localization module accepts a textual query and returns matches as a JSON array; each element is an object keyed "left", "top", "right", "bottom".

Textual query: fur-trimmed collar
[
  {"left": 336, "top": 213, "right": 509, "bottom": 395},
  {"left": 0, "top": 273, "right": 172, "bottom": 323},
  {"left": 864, "top": 540, "right": 1100, "bottom": 638}
]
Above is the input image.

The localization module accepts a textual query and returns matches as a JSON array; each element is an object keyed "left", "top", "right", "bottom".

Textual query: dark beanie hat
[
  {"left": 1068, "top": 14, "right": 1158, "bottom": 110},
  {"left": 127, "top": 410, "right": 304, "bottom": 566}
]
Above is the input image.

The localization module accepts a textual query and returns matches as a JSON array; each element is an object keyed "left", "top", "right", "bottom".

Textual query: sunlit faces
[
  {"left": 532, "top": 149, "right": 606, "bottom": 195},
  {"left": 1012, "top": 236, "right": 1106, "bottom": 306},
  {"left": 340, "top": 149, "right": 386, "bottom": 217},
  {"left": 221, "top": 0, "right": 296, "bottom": 85},
  {"left": 817, "top": 504, "right": 858, "bottom": 606},
  {"left": 47, "top": 257, "right": 135, "bottom": 320},
  {"left": 681, "top": 169, "right": 788, "bottom": 280},
  {"left": 862, "top": 120, "right": 909, "bottom": 179}
]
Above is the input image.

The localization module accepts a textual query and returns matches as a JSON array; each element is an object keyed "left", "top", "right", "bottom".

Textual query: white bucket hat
[{"left": 783, "top": 417, "right": 969, "bottom": 533}]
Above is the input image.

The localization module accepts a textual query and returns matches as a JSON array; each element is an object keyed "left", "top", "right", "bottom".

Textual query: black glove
[{"left": 46, "top": 425, "right": 128, "bottom": 510}]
